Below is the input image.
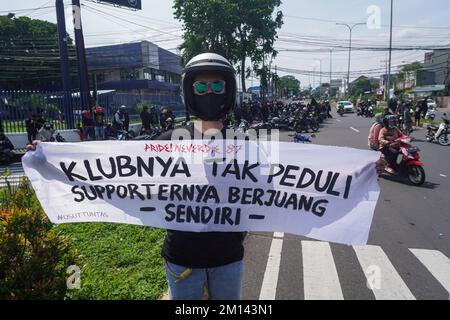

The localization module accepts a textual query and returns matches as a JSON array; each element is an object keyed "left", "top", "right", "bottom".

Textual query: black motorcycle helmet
[
  {"left": 383, "top": 115, "right": 397, "bottom": 129},
  {"left": 181, "top": 53, "right": 237, "bottom": 121}
]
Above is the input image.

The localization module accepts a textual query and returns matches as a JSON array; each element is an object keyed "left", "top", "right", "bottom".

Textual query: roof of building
[{"left": 86, "top": 41, "right": 182, "bottom": 75}]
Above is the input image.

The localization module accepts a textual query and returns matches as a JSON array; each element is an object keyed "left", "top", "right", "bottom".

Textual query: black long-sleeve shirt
[{"left": 157, "top": 123, "right": 246, "bottom": 268}]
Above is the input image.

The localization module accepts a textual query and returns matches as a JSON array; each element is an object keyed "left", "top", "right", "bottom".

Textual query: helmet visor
[{"left": 193, "top": 80, "right": 226, "bottom": 95}]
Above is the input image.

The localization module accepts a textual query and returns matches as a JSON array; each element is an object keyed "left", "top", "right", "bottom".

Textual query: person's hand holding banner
[{"left": 22, "top": 140, "right": 380, "bottom": 245}]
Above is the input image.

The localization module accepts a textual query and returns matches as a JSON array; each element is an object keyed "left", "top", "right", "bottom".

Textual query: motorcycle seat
[{"left": 428, "top": 125, "right": 438, "bottom": 130}]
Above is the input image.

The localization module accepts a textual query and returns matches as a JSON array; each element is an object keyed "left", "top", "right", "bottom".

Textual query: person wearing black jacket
[
  {"left": 25, "top": 114, "right": 39, "bottom": 144},
  {"left": 158, "top": 53, "right": 245, "bottom": 300},
  {"left": 140, "top": 106, "right": 152, "bottom": 133}
]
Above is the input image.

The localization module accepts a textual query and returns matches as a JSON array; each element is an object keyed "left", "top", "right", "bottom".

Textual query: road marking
[
  {"left": 335, "top": 119, "right": 342, "bottom": 122},
  {"left": 440, "top": 174, "right": 447, "bottom": 178},
  {"left": 259, "top": 233, "right": 284, "bottom": 300},
  {"left": 410, "top": 249, "right": 450, "bottom": 293},
  {"left": 273, "top": 232, "right": 284, "bottom": 239},
  {"left": 350, "top": 127, "right": 360, "bottom": 133},
  {"left": 302, "top": 241, "right": 344, "bottom": 300},
  {"left": 354, "top": 245, "right": 415, "bottom": 300}
]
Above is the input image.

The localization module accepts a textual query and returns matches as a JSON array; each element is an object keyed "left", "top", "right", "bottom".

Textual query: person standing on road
[
  {"left": 414, "top": 101, "right": 422, "bottom": 127},
  {"left": 420, "top": 97, "right": 429, "bottom": 119},
  {"left": 25, "top": 114, "right": 39, "bottom": 144},
  {"left": 140, "top": 105, "right": 152, "bottom": 133},
  {"left": 157, "top": 53, "right": 245, "bottom": 300},
  {"left": 81, "top": 108, "right": 95, "bottom": 141},
  {"left": 94, "top": 106, "right": 105, "bottom": 140}
]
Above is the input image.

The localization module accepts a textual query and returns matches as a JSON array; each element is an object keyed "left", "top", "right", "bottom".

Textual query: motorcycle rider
[
  {"left": 112, "top": 105, "right": 129, "bottom": 136},
  {"left": 160, "top": 106, "right": 176, "bottom": 132},
  {"left": 402, "top": 104, "right": 413, "bottom": 135},
  {"left": 368, "top": 113, "right": 383, "bottom": 150},
  {"left": 36, "top": 121, "right": 55, "bottom": 142},
  {"left": 337, "top": 102, "right": 345, "bottom": 116},
  {"left": 432, "top": 113, "right": 449, "bottom": 142},
  {"left": 378, "top": 115, "right": 406, "bottom": 174}
]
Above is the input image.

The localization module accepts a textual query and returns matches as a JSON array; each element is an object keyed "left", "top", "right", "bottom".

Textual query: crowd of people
[{"left": 76, "top": 104, "right": 176, "bottom": 141}]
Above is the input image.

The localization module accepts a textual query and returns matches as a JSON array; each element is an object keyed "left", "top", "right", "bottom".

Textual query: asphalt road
[{"left": 242, "top": 110, "right": 450, "bottom": 300}]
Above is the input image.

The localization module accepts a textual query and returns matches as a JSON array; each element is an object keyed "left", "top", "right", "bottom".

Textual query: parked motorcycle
[
  {"left": 425, "top": 107, "right": 436, "bottom": 121},
  {"left": 426, "top": 117, "right": 450, "bottom": 146},
  {"left": 0, "top": 133, "right": 15, "bottom": 165},
  {"left": 236, "top": 119, "right": 249, "bottom": 133},
  {"left": 114, "top": 130, "right": 137, "bottom": 141},
  {"left": 382, "top": 136, "right": 425, "bottom": 186},
  {"left": 366, "top": 106, "right": 374, "bottom": 118},
  {"left": 294, "top": 116, "right": 319, "bottom": 133}
]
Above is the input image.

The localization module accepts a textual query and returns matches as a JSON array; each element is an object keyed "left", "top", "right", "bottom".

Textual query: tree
[
  {"left": 0, "top": 14, "right": 77, "bottom": 90},
  {"left": 277, "top": 75, "right": 300, "bottom": 97},
  {"left": 397, "top": 61, "right": 422, "bottom": 90},
  {"left": 349, "top": 77, "right": 372, "bottom": 97},
  {"left": 173, "top": 0, "right": 283, "bottom": 92}
]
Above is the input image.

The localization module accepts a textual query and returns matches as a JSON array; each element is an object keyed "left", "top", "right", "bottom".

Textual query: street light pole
[
  {"left": 386, "top": 0, "right": 394, "bottom": 101},
  {"left": 337, "top": 22, "right": 365, "bottom": 95}
]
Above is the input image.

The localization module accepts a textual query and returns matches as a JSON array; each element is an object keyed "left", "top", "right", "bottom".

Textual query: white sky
[{"left": 2, "top": 0, "right": 450, "bottom": 89}]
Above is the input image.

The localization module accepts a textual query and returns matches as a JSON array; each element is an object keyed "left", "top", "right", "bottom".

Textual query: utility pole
[
  {"left": 313, "top": 67, "right": 316, "bottom": 90},
  {"left": 337, "top": 22, "right": 365, "bottom": 95},
  {"left": 330, "top": 49, "right": 333, "bottom": 84},
  {"left": 381, "top": 53, "right": 388, "bottom": 101},
  {"left": 386, "top": 0, "right": 394, "bottom": 101},
  {"left": 72, "top": 0, "right": 90, "bottom": 110},
  {"left": 314, "top": 59, "right": 322, "bottom": 87},
  {"left": 275, "top": 65, "right": 278, "bottom": 98},
  {"left": 55, "top": 0, "right": 74, "bottom": 129}
]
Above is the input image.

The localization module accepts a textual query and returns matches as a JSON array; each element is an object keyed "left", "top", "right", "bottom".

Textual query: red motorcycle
[{"left": 382, "top": 136, "right": 426, "bottom": 186}]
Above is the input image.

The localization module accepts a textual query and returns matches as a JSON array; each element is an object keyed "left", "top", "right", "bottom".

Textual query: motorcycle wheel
[
  {"left": 407, "top": 166, "right": 425, "bottom": 186},
  {"left": 310, "top": 122, "right": 319, "bottom": 132},
  {"left": 438, "top": 133, "right": 450, "bottom": 146}
]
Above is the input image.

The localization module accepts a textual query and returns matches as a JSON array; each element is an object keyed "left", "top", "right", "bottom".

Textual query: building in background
[
  {"left": 86, "top": 41, "right": 182, "bottom": 95},
  {"left": 421, "top": 49, "right": 450, "bottom": 86},
  {"left": 330, "top": 79, "right": 344, "bottom": 97}
]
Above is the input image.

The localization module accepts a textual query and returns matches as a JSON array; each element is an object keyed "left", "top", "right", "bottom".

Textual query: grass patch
[{"left": 55, "top": 223, "right": 167, "bottom": 300}]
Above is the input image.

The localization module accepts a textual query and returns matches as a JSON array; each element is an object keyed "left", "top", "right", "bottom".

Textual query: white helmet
[{"left": 181, "top": 53, "right": 236, "bottom": 120}]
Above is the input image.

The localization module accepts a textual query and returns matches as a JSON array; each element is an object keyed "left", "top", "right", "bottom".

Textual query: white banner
[{"left": 22, "top": 140, "right": 380, "bottom": 245}]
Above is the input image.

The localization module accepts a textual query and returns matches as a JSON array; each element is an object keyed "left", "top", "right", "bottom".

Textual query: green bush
[
  {"left": 0, "top": 180, "right": 78, "bottom": 300},
  {"left": 0, "top": 177, "right": 167, "bottom": 300}
]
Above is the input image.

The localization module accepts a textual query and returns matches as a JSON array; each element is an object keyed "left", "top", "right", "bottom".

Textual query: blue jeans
[
  {"left": 95, "top": 126, "right": 105, "bottom": 140},
  {"left": 164, "top": 260, "right": 244, "bottom": 300}
]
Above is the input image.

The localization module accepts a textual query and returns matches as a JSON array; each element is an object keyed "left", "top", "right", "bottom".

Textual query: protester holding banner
[{"left": 157, "top": 53, "right": 245, "bottom": 300}]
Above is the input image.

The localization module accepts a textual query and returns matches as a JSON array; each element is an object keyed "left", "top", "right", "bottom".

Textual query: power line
[{"left": 284, "top": 14, "right": 450, "bottom": 30}]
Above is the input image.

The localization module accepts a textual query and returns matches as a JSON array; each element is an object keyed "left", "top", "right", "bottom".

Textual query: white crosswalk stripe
[
  {"left": 256, "top": 240, "right": 450, "bottom": 300},
  {"left": 259, "top": 233, "right": 284, "bottom": 300},
  {"left": 302, "top": 241, "right": 344, "bottom": 300},
  {"left": 410, "top": 248, "right": 450, "bottom": 293},
  {"left": 353, "top": 245, "right": 415, "bottom": 300}
]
